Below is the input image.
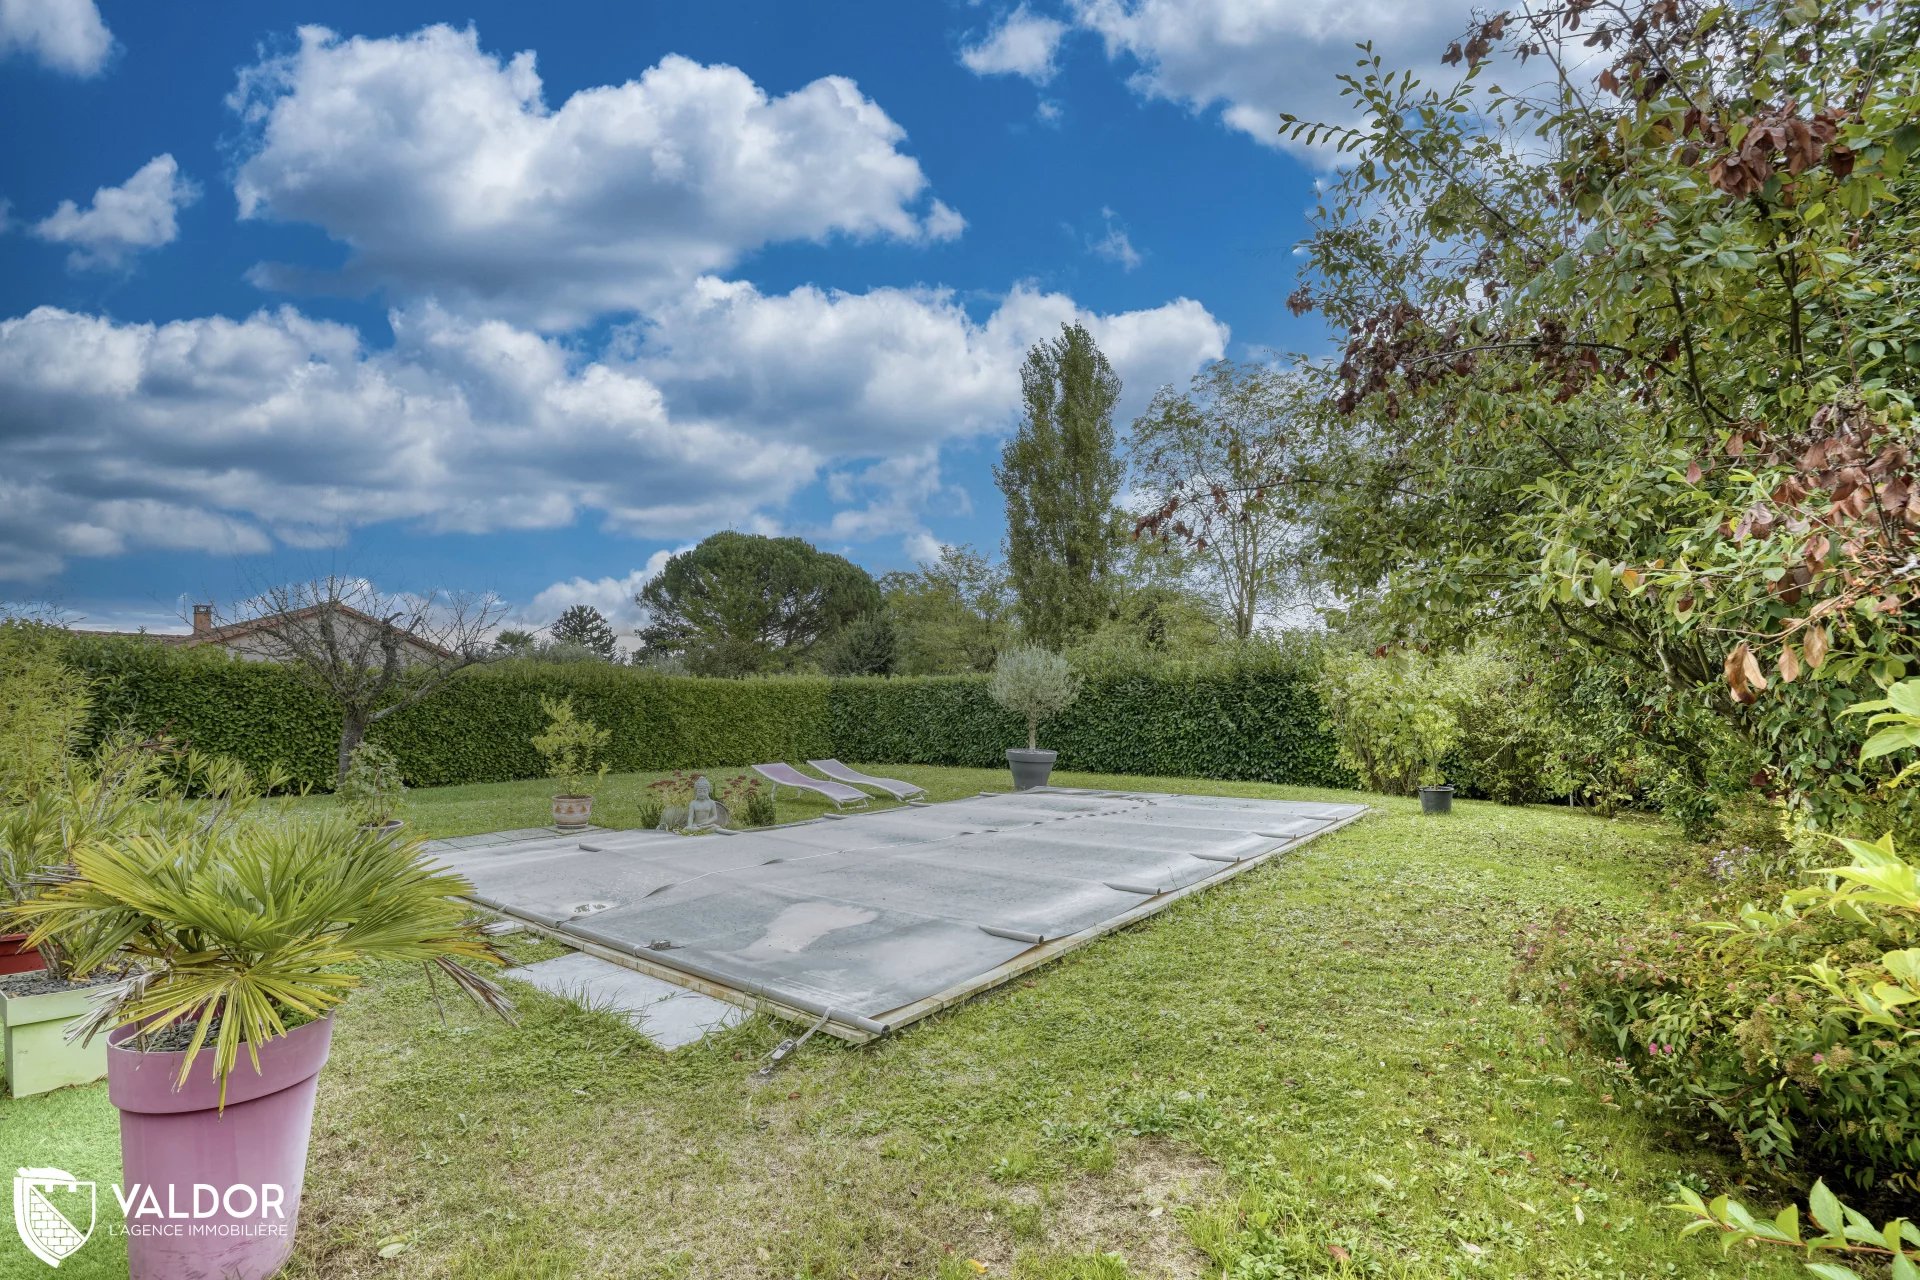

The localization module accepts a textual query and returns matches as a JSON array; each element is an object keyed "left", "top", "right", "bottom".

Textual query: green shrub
[
  {"left": 1443, "top": 647, "right": 1557, "bottom": 805},
  {"left": 530, "top": 695, "right": 611, "bottom": 796},
  {"left": 337, "top": 742, "right": 405, "bottom": 827},
  {"left": 1514, "top": 869, "right": 1920, "bottom": 1196},
  {"left": 718, "top": 774, "right": 776, "bottom": 827},
  {"left": 0, "top": 621, "right": 95, "bottom": 803},
  {"left": 1318, "top": 649, "right": 1460, "bottom": 794},
  {"left": 53, "top": 636, "right": 1349, "bottom": 791}
]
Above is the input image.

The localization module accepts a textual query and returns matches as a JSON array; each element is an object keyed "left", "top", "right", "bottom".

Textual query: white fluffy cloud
[
  {"left": 820, "top": 450, "right": 967, "bottom": 563},
  {"left": 960, "top": 6, "right": 1068, "bottom": 83},
  {"left": 0, "top": 304, "right": 809, "bottom": 580},
  {"left": 228, "top": 25, "right": 962, "bottom": 328},
  {"left": 0, "top": 0, "right": 112, "bottom": 76},
  {"left": 0, "top": 283, "right": 1225, "bottom": 580},
  {"left": 628, "top": 277, "right": 1225, "bottom": 453},
  {"left": 516, "top": 548, "right": 684, "bottom": 637},
  {"left": 1069, "top": 0, "right": 1474, "bottom": 156},
  {"left": 32, "top": 154, "right": 200, "bottom": 269}
]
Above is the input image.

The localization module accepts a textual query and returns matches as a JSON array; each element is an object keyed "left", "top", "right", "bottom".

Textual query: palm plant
[
  {"left": 1, "top": 731, "right": 209, "bottom": 978},
  {"left": 7, "top": 804, "right": 512, "bottom": 1105}
]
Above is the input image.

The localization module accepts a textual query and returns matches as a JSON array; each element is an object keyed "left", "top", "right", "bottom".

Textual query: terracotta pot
[
  {"left": 107, "top": 1014, "right": 333, "bottom": 1280},
  {"left": 0, "top": 932, "right": 48, "bottom": 975},
  {"left": 552, "top": 794, "right": 593, "bottom": 830}
]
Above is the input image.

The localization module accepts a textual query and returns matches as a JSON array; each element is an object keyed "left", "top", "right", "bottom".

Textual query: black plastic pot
[
  {"left": 1419, "top": 785, "right": 1454, "bottom": 815},
  {"left": 1006, "top": 748, "right": 1058, "bottom": 790}
]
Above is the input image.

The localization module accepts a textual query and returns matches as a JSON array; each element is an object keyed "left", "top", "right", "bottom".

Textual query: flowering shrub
[
  {"left": 646, "top": 770, "right": 697, "bottom": 809},
  {"left": 718, "top": 775, "right": 776, "bottom": 827},
  {"left": 1514, "top": 877, "right": 1920, "bottom": 1195}
]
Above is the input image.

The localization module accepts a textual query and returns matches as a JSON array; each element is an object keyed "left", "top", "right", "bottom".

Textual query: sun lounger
[
  {"left": 751, "top": 762, "right": 869, "bottom": 809},
  {"left": 806, "top": 759, "right": 925, "bottom": 801}
]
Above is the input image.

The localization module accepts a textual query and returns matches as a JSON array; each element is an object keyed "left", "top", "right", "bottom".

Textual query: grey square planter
[{"left": 2, "top": 982, "right": 109, "bottom": 1097}]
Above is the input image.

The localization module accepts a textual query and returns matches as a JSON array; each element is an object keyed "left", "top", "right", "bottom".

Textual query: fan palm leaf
[{"left": 7, "top": 812, "right": 512, "bottom": 1106}]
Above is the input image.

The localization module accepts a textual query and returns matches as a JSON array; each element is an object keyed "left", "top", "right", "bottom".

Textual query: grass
[
  {"left": 0, "top": 766, "right": 1806, "bottom": 1279},
  {"left": 285, "top": 763, "right": 948, "bottom": 839}
]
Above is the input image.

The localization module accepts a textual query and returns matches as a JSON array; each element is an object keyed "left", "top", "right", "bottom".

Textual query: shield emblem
[{"left": 13, "top": 1167, "right": 96, "bottom": 1269}]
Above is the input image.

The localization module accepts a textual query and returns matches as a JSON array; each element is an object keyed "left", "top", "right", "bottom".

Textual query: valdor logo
[
  {"left": 12, "top": 1168, "right": 291, "bottom": 1268},
  {"left": 13, "top": 1168, "right": 95, "bottom": 1269}
]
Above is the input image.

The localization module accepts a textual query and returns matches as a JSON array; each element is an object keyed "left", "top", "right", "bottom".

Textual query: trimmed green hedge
[
  {"left": 59, "top": 636, "right": 1348, "bottom": 790},
  {"left": 828, "top": 666, "right": 1348, "bottom": 784}
]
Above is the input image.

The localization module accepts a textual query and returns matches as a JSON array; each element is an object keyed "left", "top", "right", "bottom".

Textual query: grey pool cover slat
[{"left": 432, "top": 789, "right": 1365, "bottom": 1030}]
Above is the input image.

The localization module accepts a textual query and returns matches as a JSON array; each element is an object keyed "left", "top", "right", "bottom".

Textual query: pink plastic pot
[{"left": 107, "top": 1014, "right": 333, "bottom": 1279}]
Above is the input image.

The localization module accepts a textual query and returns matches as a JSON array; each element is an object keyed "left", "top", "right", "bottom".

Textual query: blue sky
[{"left": 0, "top": 0, "right": 1472, "bottom": 635}]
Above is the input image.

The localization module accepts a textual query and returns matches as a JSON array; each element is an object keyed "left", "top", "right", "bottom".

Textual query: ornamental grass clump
[{"left": 989, "top": 645, "right": 1081, "bottom": 750}]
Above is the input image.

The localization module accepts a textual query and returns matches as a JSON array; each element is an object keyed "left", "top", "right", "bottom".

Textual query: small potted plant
[
  {"left": 6, "top": 784, "right": 512, "bottom": 1280},
  {"left": 532, "top": 695, "right": 610, "bottom": 830},
  {"left": 989, "top": 645, "right": 1082, "bottom": 790},
  {"left": 1410, "top": 702, "right": 1461, "bottom": 816},
  {"left": 2, "top": 794, "right": 119, "bottom": 1094},
  {"left": 337, "top": 740, "right": 406, "bottom": 831}
]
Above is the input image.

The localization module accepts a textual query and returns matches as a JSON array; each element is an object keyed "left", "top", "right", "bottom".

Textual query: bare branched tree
[
  {"left": 217, "top": 577, "right": 505, "bottom": 782},
  {"left": 1130, "top": 361, "right": 1327, "bottom": 638}
]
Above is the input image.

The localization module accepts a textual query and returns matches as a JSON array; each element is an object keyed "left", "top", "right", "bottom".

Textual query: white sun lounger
[
  {"left": 751, "top": 762, "right": 869, "bottom": 809},
  {"left": 807, "top": 759, "right": 925, "bottom": 801}
]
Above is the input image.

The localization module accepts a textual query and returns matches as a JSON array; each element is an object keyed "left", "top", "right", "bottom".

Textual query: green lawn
[{"left": 1, "top": 767, "right": 1803, "bottom": 1279}]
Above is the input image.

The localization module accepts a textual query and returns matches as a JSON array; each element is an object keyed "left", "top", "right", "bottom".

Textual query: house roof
[{"left": 74, "top": 602, "right": 459, "bottom": 660}]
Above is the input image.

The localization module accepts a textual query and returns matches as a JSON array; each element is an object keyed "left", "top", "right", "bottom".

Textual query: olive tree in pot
[
  {"left": 6, "top": 794, "right": 512, "bottom": 1280},
  {"left": 533, "top": 695, "right": 610, "bottom": 829},
  {"left": 336, "top": 740, "right": 406, "bottom": 831},
  {"left": 989, "top": 645, "right": 1082, "bottom": 789}
]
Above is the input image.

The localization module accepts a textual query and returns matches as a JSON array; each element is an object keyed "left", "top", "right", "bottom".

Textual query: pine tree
[
  {"left": 994, "top": 323, "right": 1124, "bottom": 648},
  {"left": 549, "top": 604, "right": 619, "bottom": 661}
]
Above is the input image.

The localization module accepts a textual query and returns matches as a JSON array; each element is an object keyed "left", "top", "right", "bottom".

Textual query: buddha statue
[{"left": 684, "top": 775, "right": 719, "bottom": 831}]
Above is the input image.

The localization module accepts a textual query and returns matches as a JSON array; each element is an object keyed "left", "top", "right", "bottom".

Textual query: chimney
[{"left": 192, "top": 604, "right": 213, "bottom": 636}]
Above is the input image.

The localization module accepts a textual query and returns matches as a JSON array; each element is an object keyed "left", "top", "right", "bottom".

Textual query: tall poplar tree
[{"left": 994, "top": 323, "right": 1124, "bottom": 648}]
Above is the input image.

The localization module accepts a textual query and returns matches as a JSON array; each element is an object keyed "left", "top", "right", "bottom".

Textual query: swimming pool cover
[{"left": 428, "top": 787, "right": 1366, "bottom": 1040}]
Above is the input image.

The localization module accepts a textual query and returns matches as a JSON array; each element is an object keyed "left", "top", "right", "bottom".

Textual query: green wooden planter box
[{"left": 1, "top": 983, "right": 108, "bottom": 1097}]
